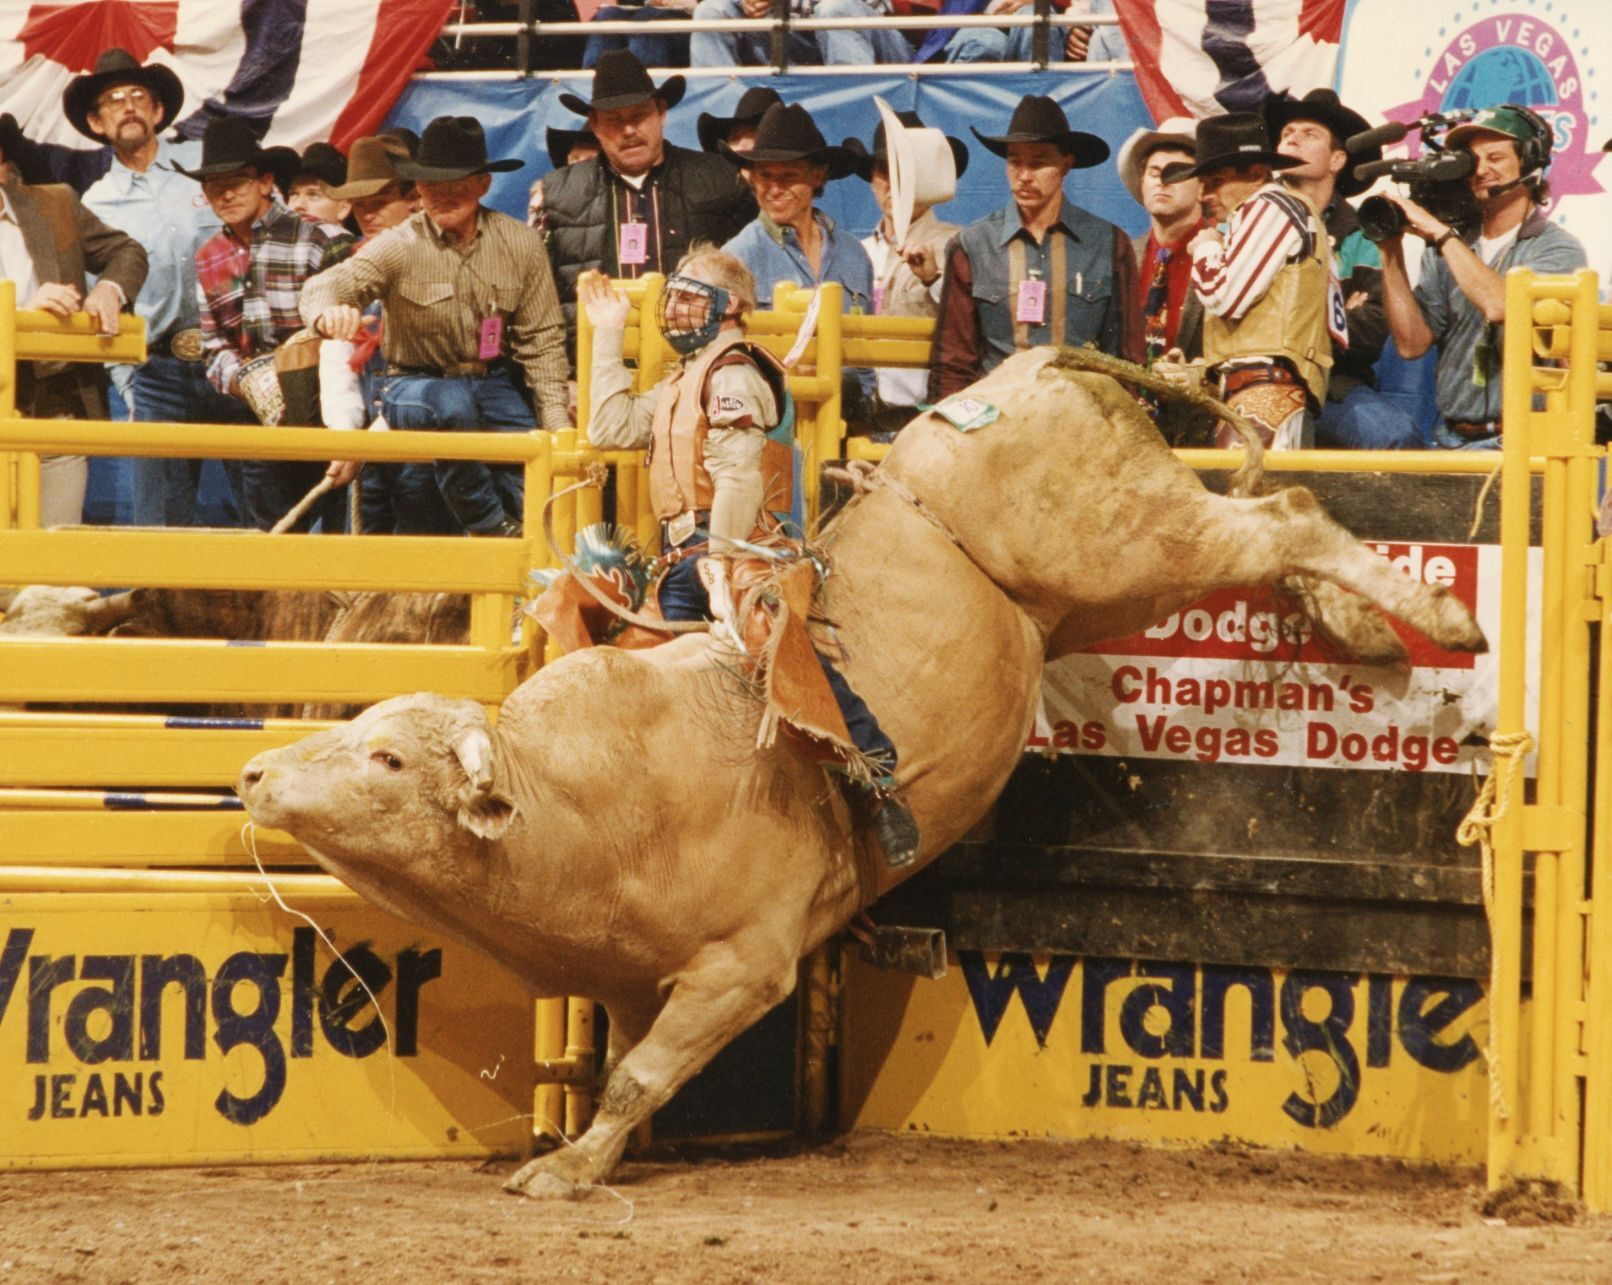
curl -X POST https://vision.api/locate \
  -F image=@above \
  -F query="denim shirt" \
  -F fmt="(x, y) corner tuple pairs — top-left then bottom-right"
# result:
(954, 196), (1130, 376)
(83, 138), (218, 388)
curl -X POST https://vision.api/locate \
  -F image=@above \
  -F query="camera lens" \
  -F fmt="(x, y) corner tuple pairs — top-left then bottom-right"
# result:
(1357, 195), (1404, 244)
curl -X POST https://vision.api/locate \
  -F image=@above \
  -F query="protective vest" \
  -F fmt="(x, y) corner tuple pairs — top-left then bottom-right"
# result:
(648, 329), (795, 529)
(1203, 191), (1334, 404)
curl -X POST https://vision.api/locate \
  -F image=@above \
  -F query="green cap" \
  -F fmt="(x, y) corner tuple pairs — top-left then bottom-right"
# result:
(1446, 105), (1545, 151)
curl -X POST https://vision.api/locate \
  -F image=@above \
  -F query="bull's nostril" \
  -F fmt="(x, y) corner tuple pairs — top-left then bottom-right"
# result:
(241, 768), (263, 788)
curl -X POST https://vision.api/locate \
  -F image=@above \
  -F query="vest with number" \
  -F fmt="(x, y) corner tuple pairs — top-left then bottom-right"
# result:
(1203, 190), (1333, 403)
(648, 329), (794, 529)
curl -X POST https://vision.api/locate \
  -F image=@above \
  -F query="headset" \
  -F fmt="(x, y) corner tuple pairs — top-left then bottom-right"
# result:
(1504, 103), (1556, 178)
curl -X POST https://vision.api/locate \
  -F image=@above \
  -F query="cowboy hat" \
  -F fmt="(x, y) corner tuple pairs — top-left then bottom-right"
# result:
(1162, 112), (1300, 182)
(845, 100), (965, 246)
(559, 50), (685, 116)
(1264, 88), (1377, 197)
(326, 134), (412, 200)
(971, 95), (1109, 168)
(697, 86), (783, 155)
(1115, 116), (1197, 203)
(843, 107), (969, 183)
(718, 103), (854, 179)
(170, 117), (299, 192)
(63, 48), (184, 143)
(546, 126), (599, 170)
(392, 116), (523, 182)
(291, 141), (348, 190)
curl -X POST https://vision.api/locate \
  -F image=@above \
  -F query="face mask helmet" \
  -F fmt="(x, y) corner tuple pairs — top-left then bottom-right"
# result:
(657, 273), (732, 355)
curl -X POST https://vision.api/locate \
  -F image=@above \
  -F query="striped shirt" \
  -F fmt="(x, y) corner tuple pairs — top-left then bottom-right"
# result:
(300, 207), (570, 430)
(196, 199), (353, 397)
(1190, 184), (1317, 322)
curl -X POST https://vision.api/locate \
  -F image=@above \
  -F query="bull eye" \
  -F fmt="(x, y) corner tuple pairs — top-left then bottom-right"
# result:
(371, 750), (404, 772)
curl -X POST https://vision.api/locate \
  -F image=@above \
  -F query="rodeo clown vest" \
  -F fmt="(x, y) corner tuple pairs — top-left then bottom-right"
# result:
(647, 328), (796, 531)
(1203, 187), (1339, 406)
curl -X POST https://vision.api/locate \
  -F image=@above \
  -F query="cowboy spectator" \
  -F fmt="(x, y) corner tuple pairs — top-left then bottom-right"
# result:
(843, 110), (967, 432)
(1166, 113), (1337, 451)
(1116, 116), (1211, 444)
(691, 0), (908, 68)
(542, 52), (755, 334)
(720, 103), (875, 404)
(930, 95), (1138, 400)
(302, 116), (569, 537)
(1380, 104), (1586, 450)
(287, 142), (353, 228)
(185, 118), (353, 530)
(583, 0), (693, 71)
(698, 87), (782, 160)
(530, 128), (600, 232)
(69, 49), (248, 528)
(1267, 89), (1423, 450)
(0, 122), (146, 526)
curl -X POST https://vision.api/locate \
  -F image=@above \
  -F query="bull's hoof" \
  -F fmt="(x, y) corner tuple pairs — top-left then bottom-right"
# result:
(502, 1152), (599, 1201)
(519, 1170), (594, 1201)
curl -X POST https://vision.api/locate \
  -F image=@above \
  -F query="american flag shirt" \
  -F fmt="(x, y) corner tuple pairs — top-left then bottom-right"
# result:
(195, 199), (354, 396)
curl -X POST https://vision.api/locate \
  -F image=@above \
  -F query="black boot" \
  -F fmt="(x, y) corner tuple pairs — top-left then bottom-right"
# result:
(869, 788), (921, 870)
(475, 517), (523, 538)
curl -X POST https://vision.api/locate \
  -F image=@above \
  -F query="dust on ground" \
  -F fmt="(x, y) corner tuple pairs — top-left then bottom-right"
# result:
(2, 1133), (1610, 1282)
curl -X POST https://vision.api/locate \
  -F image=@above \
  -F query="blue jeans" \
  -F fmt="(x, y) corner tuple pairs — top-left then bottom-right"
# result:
(584, 7), (690, 67)
(1432, 423), (1502, 451)
(124, 356), (250, 526)
(381, 369), (534, 534)
(656, 546), (897, 766)
(239, 458), (349, 533)
(945, 24), (1069, 62)
(690, 0), (906, 66)
(1316, 384), (1426, 450)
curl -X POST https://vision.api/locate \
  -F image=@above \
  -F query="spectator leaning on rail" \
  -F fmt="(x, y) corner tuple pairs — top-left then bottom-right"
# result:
(1164, 112), (1338, 452)
(541, 51), (756, 334)
(1379, 104), (1586, 451)
(923, 0), (1129, 66)
(1115, 115), (1211, 445)
(929, 95), (1139, 401)
(68, 48), (249, 529)
(582, 0), (693, 71)
(691, 0), (908, 69)
(183, 118), (356, 532)
(1266, 89), (1423, 451)
(580, 248), (921, 868)
(842, 110), (968, 434)
(0, 115), (146, 527)
(302, 116), (570, 538)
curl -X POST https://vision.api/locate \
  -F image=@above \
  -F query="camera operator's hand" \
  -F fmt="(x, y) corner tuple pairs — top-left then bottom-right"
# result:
(1383, 193), (1448, 244)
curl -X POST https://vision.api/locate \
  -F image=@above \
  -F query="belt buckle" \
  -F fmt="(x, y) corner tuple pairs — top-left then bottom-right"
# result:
(666, 511), (697, 547)
(168, 328), (204, 362)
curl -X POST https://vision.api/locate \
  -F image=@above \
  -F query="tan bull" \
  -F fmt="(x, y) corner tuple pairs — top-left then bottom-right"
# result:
(237, 352), (1485, 1199)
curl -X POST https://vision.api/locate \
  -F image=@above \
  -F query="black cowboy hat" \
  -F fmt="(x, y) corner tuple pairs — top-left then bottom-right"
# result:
(292, 141), (348, 189)
(697, 86), (783, 155)
(971, 95), (1109, 168)
(1162, 112), (1301, 182)
(63, 48), (184, 143)
(392, 116), (523, 182)
(718, 103), (855, 179)
(171, 117), (299, 192)
(1264, 88), (1377, 197)
(546, 126), (599, 170)
(559, 50), (685, 117)
(843, 110), (970, 182)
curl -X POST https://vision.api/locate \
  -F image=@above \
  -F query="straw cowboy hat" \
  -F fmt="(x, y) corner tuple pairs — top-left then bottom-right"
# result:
(718, 103), (855, 179)
(560, 50), (685, 116)
(843, 106), (970, 182)
(844, 100), (968, 245)
(393, 116), (523, 182)
(63, 48), (184, 143)
(971, 95), (1109, 168)
(1116, 116), (1198, 203)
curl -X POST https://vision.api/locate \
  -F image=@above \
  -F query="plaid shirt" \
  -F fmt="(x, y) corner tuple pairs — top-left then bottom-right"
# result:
(196, 199), (354, 396)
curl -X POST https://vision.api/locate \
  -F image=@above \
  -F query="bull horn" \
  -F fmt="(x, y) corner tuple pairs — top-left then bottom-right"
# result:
(452, 728), (496, 794)
(82, 590), (138, 632)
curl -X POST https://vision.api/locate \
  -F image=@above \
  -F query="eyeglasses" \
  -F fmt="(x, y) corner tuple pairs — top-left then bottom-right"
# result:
(202, 173), (261, 198)
(96, 87), (153, 112)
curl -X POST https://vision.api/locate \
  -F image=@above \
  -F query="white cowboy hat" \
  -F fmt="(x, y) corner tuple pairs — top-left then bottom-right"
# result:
(1116, 116), (1199, 203)
(873, 96), (961, 247)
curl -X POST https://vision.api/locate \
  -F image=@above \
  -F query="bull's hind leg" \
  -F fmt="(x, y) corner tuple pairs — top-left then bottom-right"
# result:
(1214, 487), (1487, 656)
(506, 941), (798, 1200)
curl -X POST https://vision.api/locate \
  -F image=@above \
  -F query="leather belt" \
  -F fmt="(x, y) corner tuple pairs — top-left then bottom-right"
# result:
(1445, 419), (1500, 439)
(1216, 360), (1304, 398)
(390, 359), (504, 378)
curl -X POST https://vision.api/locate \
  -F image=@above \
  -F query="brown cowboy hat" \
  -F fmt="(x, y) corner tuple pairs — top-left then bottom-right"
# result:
(63, 48), (185, 143)
(326, 134), (412, 199)
(971, 95), (1109, 168)
(560, 50), (685, 116)
(392, 116), (523, 182)
(718, 103), (855, 180)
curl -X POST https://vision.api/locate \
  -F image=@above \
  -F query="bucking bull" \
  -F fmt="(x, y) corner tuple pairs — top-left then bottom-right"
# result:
(236, 351), (1486, 1199)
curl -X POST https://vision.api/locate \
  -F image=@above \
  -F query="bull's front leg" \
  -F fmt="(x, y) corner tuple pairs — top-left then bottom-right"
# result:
(506, 941), (798, 1200)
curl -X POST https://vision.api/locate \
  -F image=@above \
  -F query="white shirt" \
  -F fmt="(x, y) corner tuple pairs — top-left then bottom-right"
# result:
(0, 189), (39, 306)
(1477, 226), (1521, 268)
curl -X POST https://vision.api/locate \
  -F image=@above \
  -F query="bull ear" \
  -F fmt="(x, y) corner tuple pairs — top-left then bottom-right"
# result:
(452, 727), (518, 841)
(83, 590), (137, 633)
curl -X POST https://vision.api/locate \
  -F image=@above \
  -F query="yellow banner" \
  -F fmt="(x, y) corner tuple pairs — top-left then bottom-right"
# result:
(0, 892), (535, 1168)
(842, 951), (1487, 1163)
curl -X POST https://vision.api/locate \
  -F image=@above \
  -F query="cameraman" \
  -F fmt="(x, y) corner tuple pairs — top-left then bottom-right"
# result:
(1380, 105), (1586, 450)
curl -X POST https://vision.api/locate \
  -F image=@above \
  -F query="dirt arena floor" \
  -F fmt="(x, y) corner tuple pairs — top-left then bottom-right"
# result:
(2, 1133), (1610, 1282)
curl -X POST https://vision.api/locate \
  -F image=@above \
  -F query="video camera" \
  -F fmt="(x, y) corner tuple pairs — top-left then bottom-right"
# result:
(1344, 109), (1482, 244)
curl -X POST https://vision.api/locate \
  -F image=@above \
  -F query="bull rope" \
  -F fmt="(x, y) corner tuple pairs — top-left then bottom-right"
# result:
(540, 462), (709, 635)
(1455, 729), (1535, 1125)
(269, 476), (338, 535)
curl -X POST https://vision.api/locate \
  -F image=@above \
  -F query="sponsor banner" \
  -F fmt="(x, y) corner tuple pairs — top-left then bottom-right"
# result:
(0, 892), (534, 1168)
(841, 951), (1486, 1163)
(1337, 0), (1612, 289)
(1034, 542), (1538, 775)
